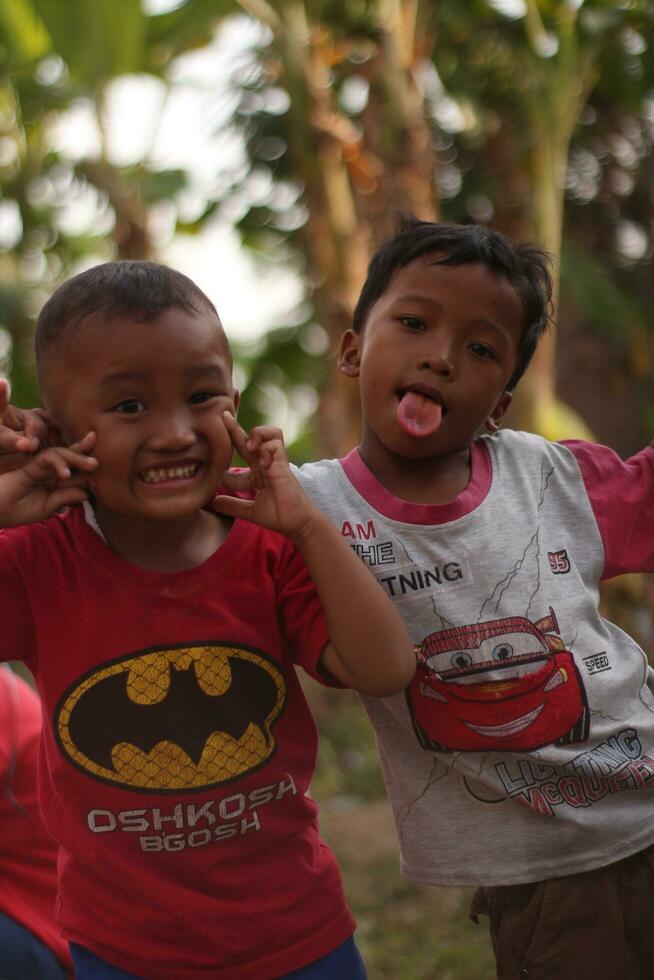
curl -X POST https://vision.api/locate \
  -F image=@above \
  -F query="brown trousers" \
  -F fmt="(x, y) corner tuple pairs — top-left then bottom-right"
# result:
(470, 844), (654, 980)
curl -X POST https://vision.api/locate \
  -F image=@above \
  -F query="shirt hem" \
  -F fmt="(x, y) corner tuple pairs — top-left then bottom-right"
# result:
(61, 913), (356, 980)
(399, 829), (654, 888)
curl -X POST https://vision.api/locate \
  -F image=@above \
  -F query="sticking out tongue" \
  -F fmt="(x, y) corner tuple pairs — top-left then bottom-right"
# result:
(396, 391), (443, 438)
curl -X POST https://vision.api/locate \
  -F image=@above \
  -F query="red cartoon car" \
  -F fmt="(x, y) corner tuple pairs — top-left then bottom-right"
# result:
(407, 609), (589, 753)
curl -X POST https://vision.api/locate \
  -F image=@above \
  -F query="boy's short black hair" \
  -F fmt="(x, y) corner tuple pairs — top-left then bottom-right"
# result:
(35, 260), (222, 371)
(353, 218), (553, 390)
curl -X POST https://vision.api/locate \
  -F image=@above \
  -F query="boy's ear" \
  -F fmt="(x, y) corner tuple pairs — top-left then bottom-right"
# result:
(339, 330), (362, 377)
(485, 390), (512, 433)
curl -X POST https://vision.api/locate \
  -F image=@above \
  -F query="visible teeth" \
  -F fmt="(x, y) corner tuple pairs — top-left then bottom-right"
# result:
(141, 464), (198, 484)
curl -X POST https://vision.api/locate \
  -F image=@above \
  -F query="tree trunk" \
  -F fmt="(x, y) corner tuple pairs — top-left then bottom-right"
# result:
(277, 0), (440, 457)
(506, 7), (598, 438)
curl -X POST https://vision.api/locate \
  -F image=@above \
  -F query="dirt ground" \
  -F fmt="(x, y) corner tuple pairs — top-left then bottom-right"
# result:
(318, 796), (496, 980)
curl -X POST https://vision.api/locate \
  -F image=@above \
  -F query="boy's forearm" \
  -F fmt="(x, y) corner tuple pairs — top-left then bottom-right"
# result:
(290, 510), (415, 696)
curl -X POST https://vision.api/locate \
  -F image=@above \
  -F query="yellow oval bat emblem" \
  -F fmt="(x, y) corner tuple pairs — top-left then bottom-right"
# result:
(56, 643), (285, 792)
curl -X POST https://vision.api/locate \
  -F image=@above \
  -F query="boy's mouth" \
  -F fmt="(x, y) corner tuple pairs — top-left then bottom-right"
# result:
(139, 461), (204, 485)
(396, 385), (447, 438)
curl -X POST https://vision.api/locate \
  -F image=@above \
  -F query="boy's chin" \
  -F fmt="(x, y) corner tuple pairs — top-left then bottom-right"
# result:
(386, 433), (451, 457)
(96, 497), (208, 525)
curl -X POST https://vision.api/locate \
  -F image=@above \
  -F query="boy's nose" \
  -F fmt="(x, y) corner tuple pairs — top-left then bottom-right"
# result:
(420, 346), (455, 378)
(147, 411), (197, 452)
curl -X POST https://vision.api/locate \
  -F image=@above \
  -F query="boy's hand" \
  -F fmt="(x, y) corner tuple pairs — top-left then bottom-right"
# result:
(0, 432), (98, 527)
(0, 379), (55, 473)
(217, 415), (416, 697)
(213, 413), (316, 539)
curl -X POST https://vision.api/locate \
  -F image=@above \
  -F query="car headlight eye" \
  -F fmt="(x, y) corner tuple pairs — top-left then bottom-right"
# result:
(492, 643), (514, 661)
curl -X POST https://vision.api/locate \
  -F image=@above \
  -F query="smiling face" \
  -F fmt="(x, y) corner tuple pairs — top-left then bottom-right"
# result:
(42, 307), (239, 529)
(340, 256), (524, 482)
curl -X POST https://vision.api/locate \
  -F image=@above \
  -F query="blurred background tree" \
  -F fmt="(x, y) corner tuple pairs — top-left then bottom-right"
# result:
(433, 0), (654, 438)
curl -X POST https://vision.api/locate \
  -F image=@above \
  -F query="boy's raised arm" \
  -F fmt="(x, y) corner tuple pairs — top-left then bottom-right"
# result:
(284, 506), (416, 695)
(215, 414), (415, 696)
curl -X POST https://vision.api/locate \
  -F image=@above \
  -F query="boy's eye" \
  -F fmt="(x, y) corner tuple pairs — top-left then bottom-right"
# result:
(400, 316), (425, 331)
(469, 343), (495, 359)
(114, 399), (145, 414)
(189, 391), (218, 405)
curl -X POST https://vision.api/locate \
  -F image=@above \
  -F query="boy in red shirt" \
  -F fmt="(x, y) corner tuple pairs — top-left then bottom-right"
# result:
(0, 261), (414, 979)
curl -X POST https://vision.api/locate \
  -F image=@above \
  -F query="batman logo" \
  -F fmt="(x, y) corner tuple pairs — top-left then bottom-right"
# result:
(56, 643), (286, 792)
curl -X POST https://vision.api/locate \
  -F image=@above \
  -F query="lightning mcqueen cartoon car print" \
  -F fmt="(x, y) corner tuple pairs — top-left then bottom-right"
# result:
(407, 609), (590, 752)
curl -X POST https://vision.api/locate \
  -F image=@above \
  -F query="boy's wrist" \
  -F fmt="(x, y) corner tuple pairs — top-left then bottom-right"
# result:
(286, 506), (332, 552)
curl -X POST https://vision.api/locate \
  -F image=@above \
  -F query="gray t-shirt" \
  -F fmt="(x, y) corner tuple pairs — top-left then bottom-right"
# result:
(295, 430), (654, 886)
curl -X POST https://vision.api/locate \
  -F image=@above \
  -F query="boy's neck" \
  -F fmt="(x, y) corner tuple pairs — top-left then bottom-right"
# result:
(91, 505), (232, 573)
(357, 439), (473, 506)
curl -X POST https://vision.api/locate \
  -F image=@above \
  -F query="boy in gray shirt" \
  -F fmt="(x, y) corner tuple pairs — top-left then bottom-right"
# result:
(285, 220), (654, 980)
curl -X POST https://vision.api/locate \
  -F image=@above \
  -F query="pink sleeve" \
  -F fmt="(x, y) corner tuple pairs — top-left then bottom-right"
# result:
(563, 440), (654, 579)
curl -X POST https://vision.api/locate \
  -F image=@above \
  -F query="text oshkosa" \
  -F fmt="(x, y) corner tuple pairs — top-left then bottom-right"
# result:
(86, 775), (297, 852)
